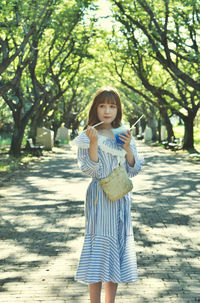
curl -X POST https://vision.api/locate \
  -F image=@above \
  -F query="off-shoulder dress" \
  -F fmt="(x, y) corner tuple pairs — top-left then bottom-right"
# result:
(72, 132), (143, 284)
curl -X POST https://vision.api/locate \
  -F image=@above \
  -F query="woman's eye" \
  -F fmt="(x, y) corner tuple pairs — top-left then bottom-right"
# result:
(98, 104), (116, 109)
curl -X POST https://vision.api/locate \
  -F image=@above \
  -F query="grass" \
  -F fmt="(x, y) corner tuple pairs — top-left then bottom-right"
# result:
(0, 135), (32, 179)
(173, 125), (200, 152)
(0, 135), (72, 179)
(0, 136), (27, 148)
(0, 124), (199, 179)
(59, 139), (70, 144)
(0, 137), (11, 147)
(0, 149), (38, 179)
(144, 124), (200, 163)
(0, 141), (71, 181)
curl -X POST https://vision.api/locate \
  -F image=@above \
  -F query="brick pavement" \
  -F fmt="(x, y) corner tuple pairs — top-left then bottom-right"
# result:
(0, 142), (199, 303)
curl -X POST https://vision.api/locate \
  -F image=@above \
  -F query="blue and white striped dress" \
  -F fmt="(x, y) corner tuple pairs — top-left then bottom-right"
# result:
(72, 131), (143, 284)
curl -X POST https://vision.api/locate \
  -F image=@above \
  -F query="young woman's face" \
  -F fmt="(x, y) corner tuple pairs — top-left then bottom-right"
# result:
(97, 102), (118, 126)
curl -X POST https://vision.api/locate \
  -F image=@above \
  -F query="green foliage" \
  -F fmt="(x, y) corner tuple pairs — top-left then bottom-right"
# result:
(0, 148), (42, 176)
(109, 0), (200, 147)
(1, 0), (199, 154)
(174, 125), (200, 150)
(0, 0), (97, 155)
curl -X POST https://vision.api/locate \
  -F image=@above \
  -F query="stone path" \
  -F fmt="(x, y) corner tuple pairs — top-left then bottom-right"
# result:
(0, 142), (199, 303)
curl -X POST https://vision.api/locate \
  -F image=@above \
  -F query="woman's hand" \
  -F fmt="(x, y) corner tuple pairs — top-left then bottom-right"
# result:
(86, 126), (98, 163)
(119, 130), (132, 152)
(119, 130), (135, 166)
(86, 126), (98, 144)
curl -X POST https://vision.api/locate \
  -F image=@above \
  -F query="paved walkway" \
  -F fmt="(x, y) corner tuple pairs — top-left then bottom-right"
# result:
(0, 142), (199, 303)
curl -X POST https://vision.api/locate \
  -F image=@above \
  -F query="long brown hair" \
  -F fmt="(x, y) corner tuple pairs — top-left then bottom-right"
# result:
(84, 87), (122, 129)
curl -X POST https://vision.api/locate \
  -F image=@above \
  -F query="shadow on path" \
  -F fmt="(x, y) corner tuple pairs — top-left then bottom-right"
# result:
(0, 144), (199, 302)
(0, 148), (86, 296)
(130, 147), (200, 302)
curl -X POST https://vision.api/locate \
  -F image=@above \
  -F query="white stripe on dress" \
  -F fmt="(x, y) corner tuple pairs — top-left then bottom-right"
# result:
(73, 132), (143, 284)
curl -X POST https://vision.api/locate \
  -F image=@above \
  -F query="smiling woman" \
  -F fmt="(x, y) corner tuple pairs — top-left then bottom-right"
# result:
(72, 86), (144, 303)
(97, 103), (117, 126)
(84, 87), (122, 129)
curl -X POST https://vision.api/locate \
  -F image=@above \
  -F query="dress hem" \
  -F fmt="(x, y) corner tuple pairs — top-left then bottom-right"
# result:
(74, 277), (138, 285)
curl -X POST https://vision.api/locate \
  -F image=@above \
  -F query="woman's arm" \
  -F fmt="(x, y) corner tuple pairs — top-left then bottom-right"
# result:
(119, 130), (143, 176)
(119, 130), (135, 167)
(73, 130), (103, 179)
(89, 141), (98, 163)
(86, 126), (99, 163)
(125, 147), (135, 167)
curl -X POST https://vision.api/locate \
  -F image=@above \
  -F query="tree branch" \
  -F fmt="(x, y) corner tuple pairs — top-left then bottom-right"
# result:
(113, 0), (200, 91)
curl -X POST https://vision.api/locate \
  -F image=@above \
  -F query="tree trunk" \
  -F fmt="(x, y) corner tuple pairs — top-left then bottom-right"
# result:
(29, 122), (37, 143)
(149, 114), (158, 141)
(158, 118), (161, 142)
(72, 120), (80, 135)
(29, 114), (43, 144)
(9, 122), (27, 156)
(160, 110), (174, 141)
(52, 124), (61, 143)
(183, 116), (194, 150)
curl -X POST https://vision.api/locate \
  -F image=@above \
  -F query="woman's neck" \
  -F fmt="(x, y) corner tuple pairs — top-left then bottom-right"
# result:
(97, 124), (115, 139)
(98, 123), (112, 130)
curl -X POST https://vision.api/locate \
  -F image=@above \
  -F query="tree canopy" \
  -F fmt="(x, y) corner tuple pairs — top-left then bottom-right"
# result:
(0, 0), (200, 155)
(0, 0), (95, 155)
(109, 0), (200, 148)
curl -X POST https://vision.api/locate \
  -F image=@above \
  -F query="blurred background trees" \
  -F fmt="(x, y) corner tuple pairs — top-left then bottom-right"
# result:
(0, 0), (95, 155)
(0, 0), (199, 156)
(109, 0), (200, 149)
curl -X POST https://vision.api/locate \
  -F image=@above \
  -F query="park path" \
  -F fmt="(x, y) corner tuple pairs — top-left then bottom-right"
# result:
(0, 141), (199, 303)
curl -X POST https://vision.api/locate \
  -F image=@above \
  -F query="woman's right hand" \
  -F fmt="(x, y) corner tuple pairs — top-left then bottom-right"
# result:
(86, 126), (98, 144)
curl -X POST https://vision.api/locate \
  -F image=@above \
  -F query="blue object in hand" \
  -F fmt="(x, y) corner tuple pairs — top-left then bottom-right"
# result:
(113, 126), (128, 144)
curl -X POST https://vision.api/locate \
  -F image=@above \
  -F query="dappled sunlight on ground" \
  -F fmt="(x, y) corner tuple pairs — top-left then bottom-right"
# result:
(0, 143), (199, 302)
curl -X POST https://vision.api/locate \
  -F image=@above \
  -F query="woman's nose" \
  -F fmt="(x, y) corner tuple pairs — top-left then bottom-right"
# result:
(105, 106), (110, 113)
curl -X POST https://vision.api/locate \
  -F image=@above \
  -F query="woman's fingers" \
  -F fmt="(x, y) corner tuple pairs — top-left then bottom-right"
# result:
(119, 131), (131, 147)
(119, 132), (131, 140)
(86, 126), (98, 140)
(119, 134), (128, 139)
(88, 128), (97, 136)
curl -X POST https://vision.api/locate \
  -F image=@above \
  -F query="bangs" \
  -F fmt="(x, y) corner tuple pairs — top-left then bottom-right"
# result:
(95, 91), (117, 106)
(84, 86), (122, 129)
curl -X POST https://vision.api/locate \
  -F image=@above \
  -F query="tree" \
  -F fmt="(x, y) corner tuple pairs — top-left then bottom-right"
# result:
(110, 0), (200, 149)
(28, 9), (94, 141)
(0, 0), (58, 154)
(119, 86), (158, 140)
(0, 0), (94, 155)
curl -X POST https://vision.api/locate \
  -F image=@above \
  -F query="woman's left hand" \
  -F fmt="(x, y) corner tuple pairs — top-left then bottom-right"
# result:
(119, 130), (132, 151)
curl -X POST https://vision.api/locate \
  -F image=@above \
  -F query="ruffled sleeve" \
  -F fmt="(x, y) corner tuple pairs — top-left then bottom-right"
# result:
(125, 137), (144, 177)
(71, 132), (103, 179)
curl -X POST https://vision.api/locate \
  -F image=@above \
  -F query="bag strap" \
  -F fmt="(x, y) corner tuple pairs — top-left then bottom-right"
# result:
(94, 155), (125, 205)
(94, 182), (100, 205)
